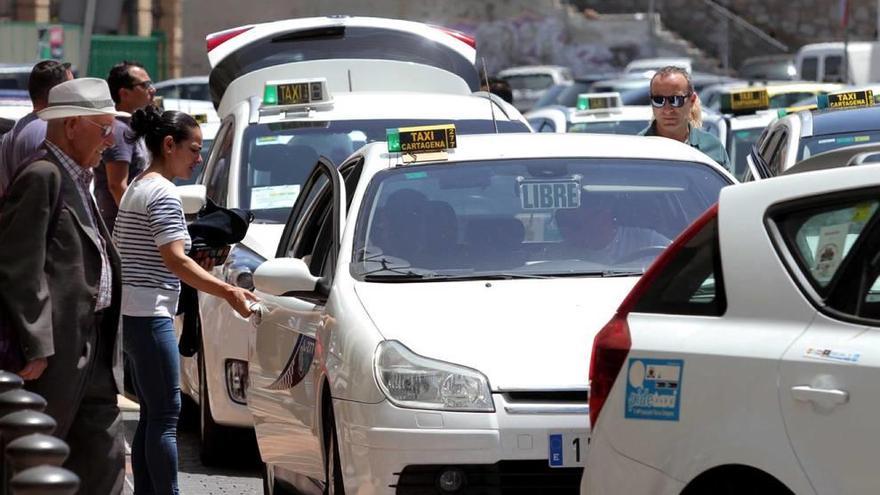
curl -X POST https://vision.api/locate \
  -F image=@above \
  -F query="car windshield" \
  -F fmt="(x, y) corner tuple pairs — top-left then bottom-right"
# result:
(503, 74), (555, 91)
(769, 92), (821, 109)
(352, 158), (729, 281)
(239, 119), (529, 223)
(728, 127), (764, 180)
(568, 120), (648, 135)
(799, 131), (880, 161)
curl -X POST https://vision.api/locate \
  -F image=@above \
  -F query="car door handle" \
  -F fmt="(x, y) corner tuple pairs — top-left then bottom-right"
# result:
(791, 385), (849, 406)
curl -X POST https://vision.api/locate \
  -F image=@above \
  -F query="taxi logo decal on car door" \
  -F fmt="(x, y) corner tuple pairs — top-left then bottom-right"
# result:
(267, 334), (317, 390)
(624, 358), (683, 421)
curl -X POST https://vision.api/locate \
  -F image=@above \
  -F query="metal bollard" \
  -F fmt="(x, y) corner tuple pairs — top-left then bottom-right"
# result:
(0, 391), (46, 419)
(0, 412), (56, 445)
(0, 374), (22, 396)
(0, 411), (56, 495)
(5, 434), (68, 473)
(9, 465), (79, 495)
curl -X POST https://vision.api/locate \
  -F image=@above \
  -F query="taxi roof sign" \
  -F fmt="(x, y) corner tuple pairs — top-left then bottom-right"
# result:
(261, 78), (331, 109)
(576, 92), (622, 111)
(387, 124), (457, 154)
(720, 88), (770, 115)
(817, 89), (875, 110)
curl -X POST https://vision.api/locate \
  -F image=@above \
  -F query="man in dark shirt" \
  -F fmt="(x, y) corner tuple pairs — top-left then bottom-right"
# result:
(639, 66), (730, 168)
(0, 60), (73, 196)
(94, 60), (155, 232)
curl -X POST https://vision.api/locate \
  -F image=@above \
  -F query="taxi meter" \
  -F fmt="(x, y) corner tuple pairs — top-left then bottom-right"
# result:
(818, 89), (875, 110)
(719, 88), (770, 115)
(576, 92), (622, 111)
(261, 78), (332, 113)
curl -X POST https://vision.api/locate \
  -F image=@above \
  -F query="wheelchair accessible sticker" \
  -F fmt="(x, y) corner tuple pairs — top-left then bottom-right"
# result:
(625, 358), (683, 421)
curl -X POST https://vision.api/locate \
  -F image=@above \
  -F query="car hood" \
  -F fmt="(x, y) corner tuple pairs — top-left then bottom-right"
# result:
(353, 277), (639, 391)
(240, 223), (284, 261)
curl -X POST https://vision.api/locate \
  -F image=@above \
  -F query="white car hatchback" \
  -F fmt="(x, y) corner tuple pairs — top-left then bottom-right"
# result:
(247, 130), (734, 494)
(583, 164), (880, 494)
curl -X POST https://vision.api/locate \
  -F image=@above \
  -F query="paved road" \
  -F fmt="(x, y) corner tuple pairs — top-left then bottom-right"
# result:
(122, 410), (263, 494)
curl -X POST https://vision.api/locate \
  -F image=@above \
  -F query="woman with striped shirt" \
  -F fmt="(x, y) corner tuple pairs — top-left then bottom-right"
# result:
(114, 106), (258, 495)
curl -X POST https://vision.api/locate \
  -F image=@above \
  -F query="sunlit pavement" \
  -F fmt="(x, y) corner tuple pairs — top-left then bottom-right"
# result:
(121, 397), (262, 494)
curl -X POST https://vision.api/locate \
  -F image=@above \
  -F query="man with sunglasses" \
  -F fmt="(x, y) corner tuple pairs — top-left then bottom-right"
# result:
(95, 60), (156, 232)
(640, 66), (730, 168)
(0, 77), (127, 494)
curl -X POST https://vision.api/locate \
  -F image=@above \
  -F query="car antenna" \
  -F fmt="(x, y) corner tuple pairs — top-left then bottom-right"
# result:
(482, 57), (499, 134)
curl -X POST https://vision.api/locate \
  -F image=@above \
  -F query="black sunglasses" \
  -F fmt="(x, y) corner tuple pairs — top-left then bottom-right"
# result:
(650, 93), (692, 108)
(130, 79), (154, 90)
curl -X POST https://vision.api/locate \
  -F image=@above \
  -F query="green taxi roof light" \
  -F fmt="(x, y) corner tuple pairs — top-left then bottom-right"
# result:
(777, 109), (788, 118)
(576, 95), (589, 110)
(263, 84), (278, 106)
(386, 129), (401, 152)
(817, 94), (829, 109)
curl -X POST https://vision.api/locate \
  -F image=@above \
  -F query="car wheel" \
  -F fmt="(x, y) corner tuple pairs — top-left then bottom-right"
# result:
(263, 462), (295, 495)
(323, 399), (345, 495)
(198, 346), (235, 466)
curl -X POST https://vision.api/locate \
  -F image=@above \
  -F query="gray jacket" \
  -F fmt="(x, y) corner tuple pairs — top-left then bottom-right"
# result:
(0, 144), (122, 393)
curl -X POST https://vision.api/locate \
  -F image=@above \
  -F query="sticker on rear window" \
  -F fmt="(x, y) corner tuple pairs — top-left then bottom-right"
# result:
(251, 185), (301, 210)
(812, 223), (848, 283)
(625, 358), (683, 421)
(520, 180), (581, 210)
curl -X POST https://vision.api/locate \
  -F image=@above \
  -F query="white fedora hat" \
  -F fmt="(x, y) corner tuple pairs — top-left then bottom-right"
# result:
(37, 78), (130, 121)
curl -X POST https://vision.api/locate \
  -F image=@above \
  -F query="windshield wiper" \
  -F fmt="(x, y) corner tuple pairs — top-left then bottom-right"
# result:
(362, 272), (429, 281)
(600, 270), (646, 277)
(419, 273), (553, 281)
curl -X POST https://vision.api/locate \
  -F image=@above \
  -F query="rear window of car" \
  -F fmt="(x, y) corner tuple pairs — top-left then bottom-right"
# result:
(502, 74), (555, 91)
(352, 158), (729, 282)
(568, 120), (648, 136)
(633, 214), (726, 316)
(798, 131), (880, 161)
(209, 26), (480, 104)
(239, 118), (529, 223)
(775, 198), (879, 294)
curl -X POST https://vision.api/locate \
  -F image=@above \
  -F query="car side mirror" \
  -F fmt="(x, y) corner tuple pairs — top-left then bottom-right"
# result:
(253, 257), (320, 296)
(177, 184), (207, 215)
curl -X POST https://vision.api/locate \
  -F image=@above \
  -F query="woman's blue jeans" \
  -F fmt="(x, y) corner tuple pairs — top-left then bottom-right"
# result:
(123, 316), (181, 495)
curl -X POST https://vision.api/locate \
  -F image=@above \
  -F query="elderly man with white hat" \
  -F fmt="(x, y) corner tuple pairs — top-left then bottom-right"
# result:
(0, 78), (127, 494)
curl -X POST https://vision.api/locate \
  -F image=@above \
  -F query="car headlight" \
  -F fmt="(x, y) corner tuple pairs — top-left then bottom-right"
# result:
(374, 341), (494, 412)
(224, 244), (265, 290)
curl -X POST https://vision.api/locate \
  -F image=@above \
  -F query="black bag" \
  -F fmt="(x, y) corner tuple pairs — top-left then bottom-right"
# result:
(0, 150), (63, 372)
(178, 199), (253, 357)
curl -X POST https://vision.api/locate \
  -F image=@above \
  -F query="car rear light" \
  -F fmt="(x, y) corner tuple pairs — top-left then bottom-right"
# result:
(206, 26), (254, 52)
(432, 25), (476, 49)
(588, 203), (719, 427)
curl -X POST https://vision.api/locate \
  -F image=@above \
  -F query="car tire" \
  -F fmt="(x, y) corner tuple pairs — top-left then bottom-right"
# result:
(198, 346), (236, 466)
(263, 462), (296, 495)
(323, 399), (345, 495)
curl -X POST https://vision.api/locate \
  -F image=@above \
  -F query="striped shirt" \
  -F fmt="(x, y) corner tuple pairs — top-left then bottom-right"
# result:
(114, 175), (191, 318)
(45, 141), (113, 312)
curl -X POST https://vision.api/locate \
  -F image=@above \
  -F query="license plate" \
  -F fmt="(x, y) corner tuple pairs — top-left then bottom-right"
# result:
(548, 431), (587, 468)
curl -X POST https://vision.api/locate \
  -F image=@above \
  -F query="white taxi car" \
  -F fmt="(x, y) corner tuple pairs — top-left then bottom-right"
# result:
(701, 88), (779, 180)
(525, 92), (652, 135)
(247, 129), (734, 494)
(582, 162), (880, 495)
(746, 88), (879, 180)
(176, 72), (529, 464)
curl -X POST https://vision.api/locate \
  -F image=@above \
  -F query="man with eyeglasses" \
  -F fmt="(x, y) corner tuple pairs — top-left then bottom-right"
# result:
(94, 60), (155, 232)
(0, 77), (127, 494)
(640, 66), (730, 168)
